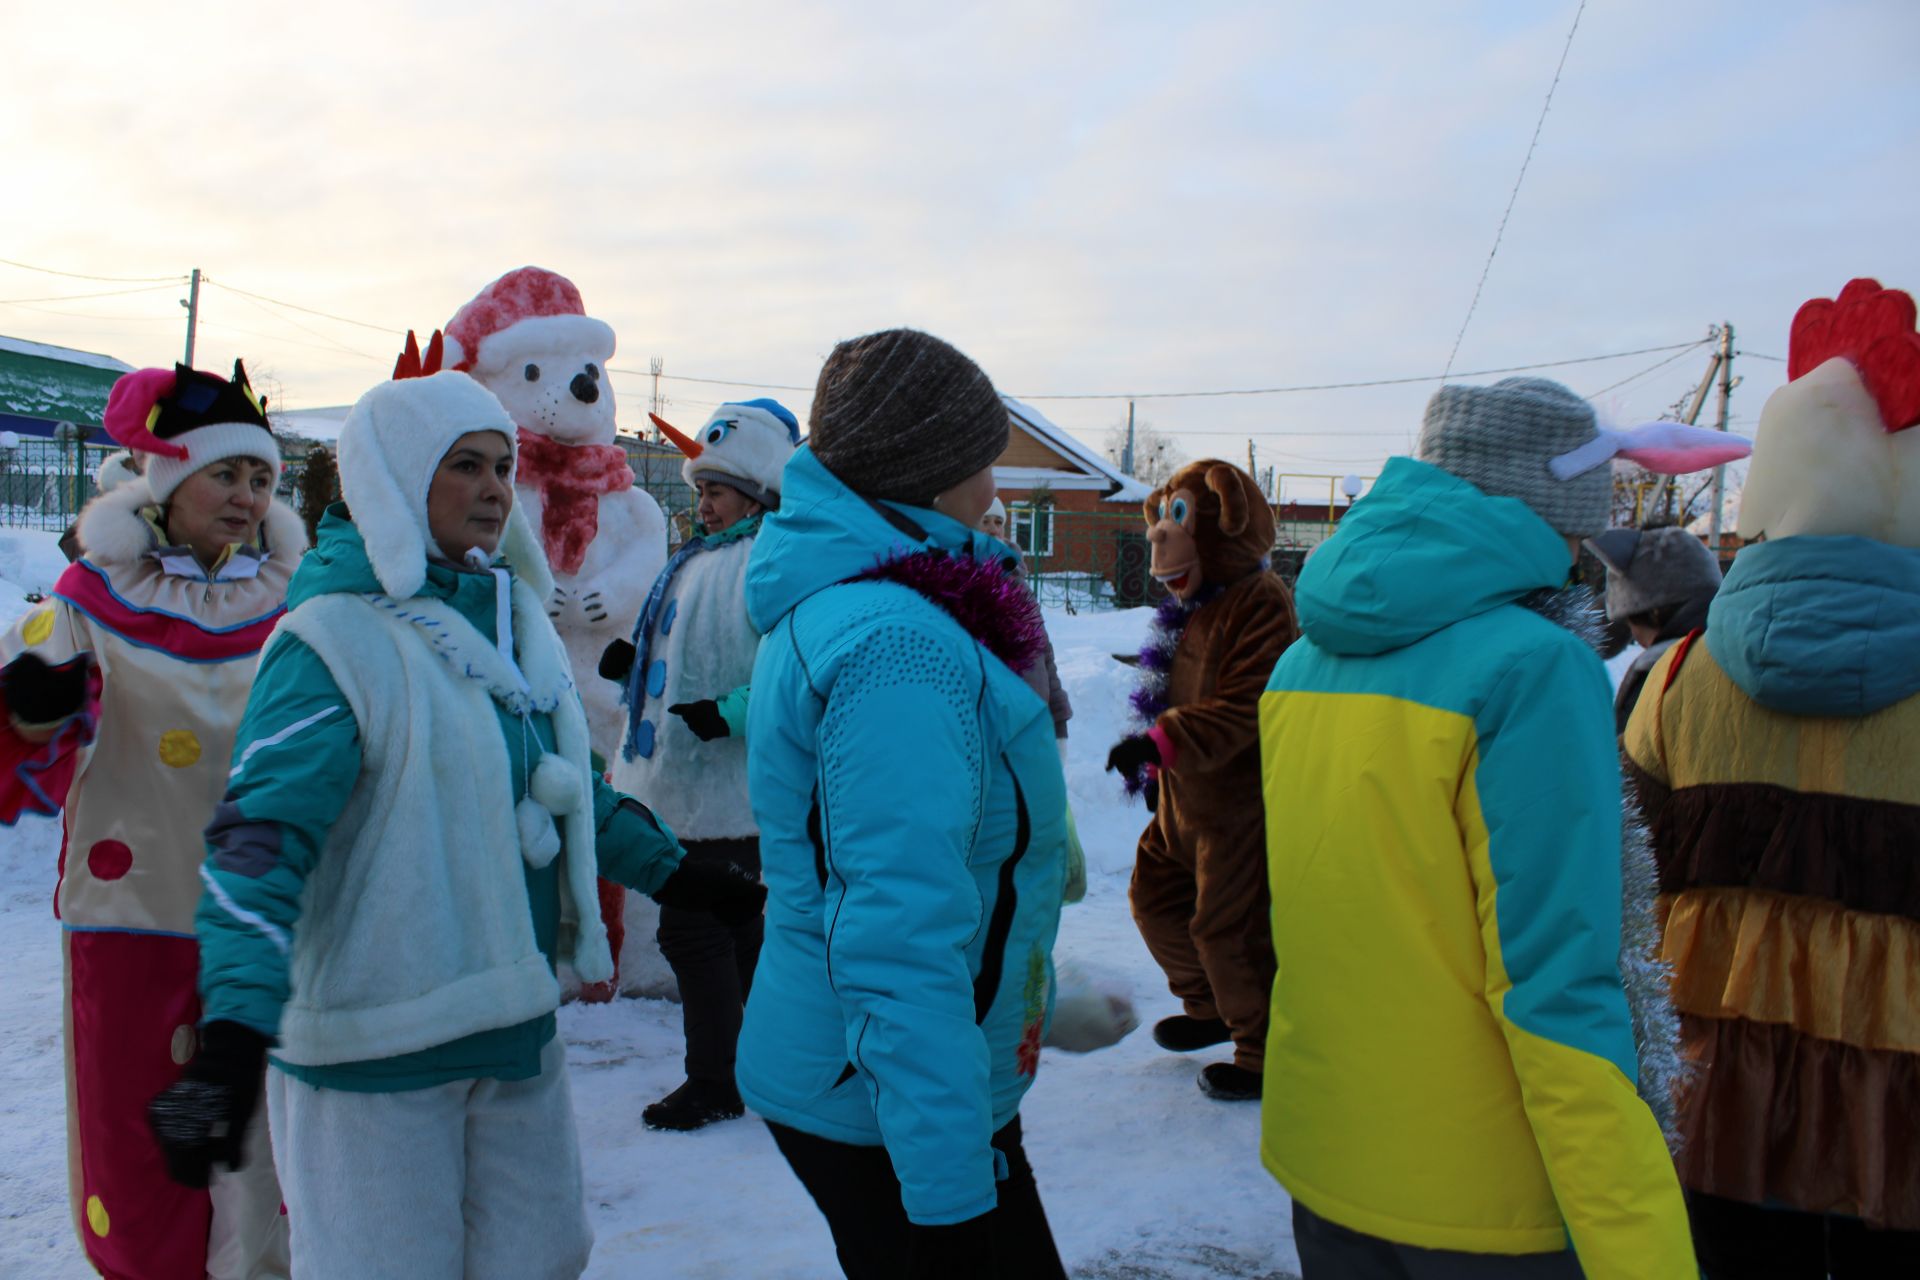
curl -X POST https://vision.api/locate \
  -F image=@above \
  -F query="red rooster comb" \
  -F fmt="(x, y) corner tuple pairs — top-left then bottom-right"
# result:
(1787, 278), (1920, 432)
(392, 329), (446, 380)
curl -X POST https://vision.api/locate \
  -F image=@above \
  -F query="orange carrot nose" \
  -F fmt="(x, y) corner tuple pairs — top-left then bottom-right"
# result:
(649, 412), (703, 459)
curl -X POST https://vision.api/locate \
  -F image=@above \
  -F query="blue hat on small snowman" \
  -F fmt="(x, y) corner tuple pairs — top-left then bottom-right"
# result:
(649, 398), (799, 510)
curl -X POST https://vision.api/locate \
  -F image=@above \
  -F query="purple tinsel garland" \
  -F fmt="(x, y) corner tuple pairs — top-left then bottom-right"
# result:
(1121, 584), (1223, 796)
(853, 549), (1047, 675)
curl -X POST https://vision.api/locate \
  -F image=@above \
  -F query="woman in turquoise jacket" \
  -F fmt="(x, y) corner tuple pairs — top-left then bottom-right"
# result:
(737, 329), (1070, 1280)
(147, 365), (762, 1278)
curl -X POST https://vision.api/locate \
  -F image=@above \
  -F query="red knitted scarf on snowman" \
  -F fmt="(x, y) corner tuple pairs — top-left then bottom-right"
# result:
(514, 429), (635, 576)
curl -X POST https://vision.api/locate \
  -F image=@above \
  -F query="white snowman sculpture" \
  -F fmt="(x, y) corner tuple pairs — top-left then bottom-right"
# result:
(443, 267), (667, 753)
(446, 267), (670, 999)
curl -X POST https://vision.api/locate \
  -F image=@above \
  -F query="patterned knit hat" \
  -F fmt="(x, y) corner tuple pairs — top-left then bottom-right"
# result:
(808, 329), (1009, 506)
(1417, 376), (1609, 536)
(100, 361), (280, 504)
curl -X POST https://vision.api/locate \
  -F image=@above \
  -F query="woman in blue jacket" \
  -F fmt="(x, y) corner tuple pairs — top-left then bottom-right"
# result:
(738, 329), (1070, 1279)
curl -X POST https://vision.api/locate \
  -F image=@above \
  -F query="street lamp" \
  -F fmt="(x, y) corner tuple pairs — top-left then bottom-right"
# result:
(1340, 474), (1364, 504)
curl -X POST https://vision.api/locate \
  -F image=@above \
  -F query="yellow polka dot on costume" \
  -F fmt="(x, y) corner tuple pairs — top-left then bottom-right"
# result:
(86, 1194), (109, 1237)
(157, 730), (202, 768)
(21, 607), (54, 647)
(170, 1024), (197, 1065)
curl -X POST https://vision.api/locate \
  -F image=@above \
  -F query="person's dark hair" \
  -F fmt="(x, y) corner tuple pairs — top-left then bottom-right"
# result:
(1627, 604), (1676, 633)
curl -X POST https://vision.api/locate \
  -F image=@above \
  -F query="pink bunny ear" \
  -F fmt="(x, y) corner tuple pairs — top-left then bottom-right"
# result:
(1550, 420), (1750, 480)
(1613, 420), (1752, 475)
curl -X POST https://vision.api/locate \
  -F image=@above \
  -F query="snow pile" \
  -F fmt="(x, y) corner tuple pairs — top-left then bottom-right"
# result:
(0, 581), (1301, 1279)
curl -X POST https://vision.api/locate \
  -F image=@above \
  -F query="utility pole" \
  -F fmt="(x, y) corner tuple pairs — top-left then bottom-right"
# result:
(649, 357), (664, 440)
(180, 268), (201, 366)
(1122, 399), (1136, 476)
(1708, 322), (1735, 553)
(1247, 439), (1256, 482)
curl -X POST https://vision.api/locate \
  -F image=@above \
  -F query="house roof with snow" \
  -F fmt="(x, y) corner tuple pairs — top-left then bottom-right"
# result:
(0, 335), (135, 437)
(997, 396), (1153, 503)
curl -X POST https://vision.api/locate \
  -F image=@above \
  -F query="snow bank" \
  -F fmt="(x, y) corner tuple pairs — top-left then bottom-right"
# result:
(0, 588), (1302, 1279)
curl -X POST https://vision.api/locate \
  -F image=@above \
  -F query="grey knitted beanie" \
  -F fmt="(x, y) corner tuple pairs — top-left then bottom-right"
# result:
(1417, 376), (1610, 536)
(808, 328), (1010, 506)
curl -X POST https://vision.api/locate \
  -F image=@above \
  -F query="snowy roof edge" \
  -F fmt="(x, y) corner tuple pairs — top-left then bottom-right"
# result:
(1000, 395), (1152, 502)
(0, 335), (135, 374)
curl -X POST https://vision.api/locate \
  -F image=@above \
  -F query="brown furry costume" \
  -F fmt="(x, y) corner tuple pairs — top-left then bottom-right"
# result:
(1126, 460), (1298, 1073)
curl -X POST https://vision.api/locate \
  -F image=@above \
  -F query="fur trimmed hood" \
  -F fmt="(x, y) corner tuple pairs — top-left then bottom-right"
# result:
(74, 473), (306, 571)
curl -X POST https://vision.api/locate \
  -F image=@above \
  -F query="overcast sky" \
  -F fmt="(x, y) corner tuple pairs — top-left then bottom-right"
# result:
(6, 0), (1916, 495)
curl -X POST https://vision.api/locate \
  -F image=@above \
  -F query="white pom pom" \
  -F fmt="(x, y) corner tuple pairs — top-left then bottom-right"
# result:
(529, 753), (584, 816)
(1042, 959), (1139, 1053)
(517, 795), (561, 868)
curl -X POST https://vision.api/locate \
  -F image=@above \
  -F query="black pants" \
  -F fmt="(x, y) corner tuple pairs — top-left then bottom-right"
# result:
(1293, 1200), (1584, 1279)
(1687, 1190), (1920, 1279)
(656, 837), (762, 1084)
(766, 1115), (1067, 1280)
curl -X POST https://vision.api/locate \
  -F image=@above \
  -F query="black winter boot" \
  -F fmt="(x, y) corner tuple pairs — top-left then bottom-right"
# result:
(1151, 1014), (1232, 1053)
(642, 1078), (745, 1132)
(1198, 1062), (1262, 1101)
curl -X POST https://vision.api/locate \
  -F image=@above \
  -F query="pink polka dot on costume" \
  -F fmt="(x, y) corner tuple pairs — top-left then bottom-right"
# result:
(87, 840), (132, 881)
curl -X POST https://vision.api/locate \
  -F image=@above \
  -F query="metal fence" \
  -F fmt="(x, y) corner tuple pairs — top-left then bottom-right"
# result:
(0, 439), (127, 532)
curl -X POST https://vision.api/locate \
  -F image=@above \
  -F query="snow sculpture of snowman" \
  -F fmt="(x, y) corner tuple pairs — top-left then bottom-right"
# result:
(445, 269), (671, 1000)
(444, 267), (667, 755)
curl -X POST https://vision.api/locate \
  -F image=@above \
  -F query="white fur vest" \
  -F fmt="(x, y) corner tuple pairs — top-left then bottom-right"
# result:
(268, 573), (610, 1067)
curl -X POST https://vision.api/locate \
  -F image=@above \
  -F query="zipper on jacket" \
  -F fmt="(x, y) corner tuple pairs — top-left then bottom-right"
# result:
(971, 755), (1031, 1025)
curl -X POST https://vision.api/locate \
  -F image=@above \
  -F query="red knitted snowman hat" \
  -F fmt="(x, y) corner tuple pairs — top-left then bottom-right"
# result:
(442, 267), (615, 377)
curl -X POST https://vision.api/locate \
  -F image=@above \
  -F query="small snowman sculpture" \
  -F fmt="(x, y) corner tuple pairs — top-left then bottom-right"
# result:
(444, 267), (667, 754)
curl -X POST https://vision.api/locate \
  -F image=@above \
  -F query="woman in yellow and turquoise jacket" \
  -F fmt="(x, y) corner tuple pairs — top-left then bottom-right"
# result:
(1258, 378), (1705, 1279)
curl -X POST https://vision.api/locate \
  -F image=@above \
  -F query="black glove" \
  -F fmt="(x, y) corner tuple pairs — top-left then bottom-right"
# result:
(653, 859), (766, 927)
(669, 699), (730, 741)
(908, 1214), (995, 1278)
(146, 1021), (270, 1189)
(598, 638), (636, 683)
(2, 650), (93, 726)
(1104, 734), (1161, 784)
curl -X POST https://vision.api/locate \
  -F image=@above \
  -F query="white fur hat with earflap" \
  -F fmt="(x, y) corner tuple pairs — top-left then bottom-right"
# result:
(647, 398), (799, 510)
(334, 369), (551, 600)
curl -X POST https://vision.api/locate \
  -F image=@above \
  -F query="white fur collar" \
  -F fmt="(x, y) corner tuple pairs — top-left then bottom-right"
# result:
(74, 475), (308, 570)
(366, 576), (573, 717)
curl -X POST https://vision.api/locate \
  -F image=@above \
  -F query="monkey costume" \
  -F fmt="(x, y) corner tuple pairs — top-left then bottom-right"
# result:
(1110, 460), (1298, 1097)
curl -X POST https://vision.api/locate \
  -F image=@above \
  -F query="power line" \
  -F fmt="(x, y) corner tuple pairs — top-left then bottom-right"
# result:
(209, 286), (384, 362)
(1738, 350), (1786, 362)
(1440, 0), (1588, 378)
(612, 366), (811, 393)
(0, 256), (188, 285)
(1584, 338), (1712, 399)
(200, 279), (397, 334)
(1009, 340), (1703, 401)
(0, 283), (184, 305)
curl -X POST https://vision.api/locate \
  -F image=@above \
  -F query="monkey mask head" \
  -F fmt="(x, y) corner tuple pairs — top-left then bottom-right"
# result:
(1143, 460), (1275, 601)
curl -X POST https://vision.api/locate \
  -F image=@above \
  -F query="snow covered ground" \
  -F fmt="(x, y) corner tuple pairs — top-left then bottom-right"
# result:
(0, 531), (1301, 1279)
